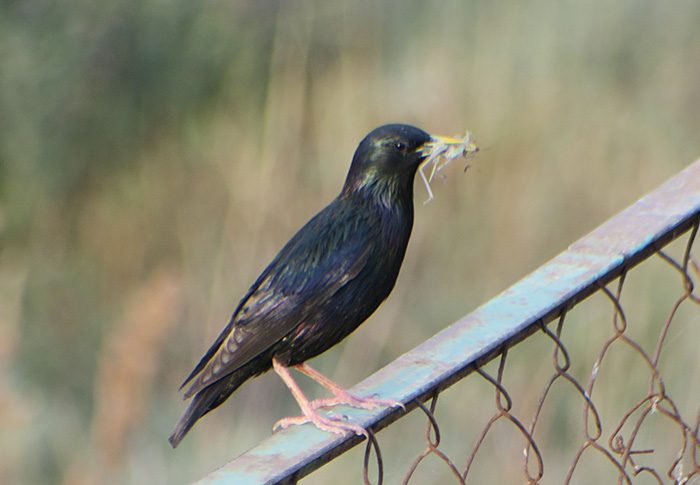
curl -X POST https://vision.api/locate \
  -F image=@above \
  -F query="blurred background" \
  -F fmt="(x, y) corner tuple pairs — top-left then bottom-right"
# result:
(2, 0), (700, 483)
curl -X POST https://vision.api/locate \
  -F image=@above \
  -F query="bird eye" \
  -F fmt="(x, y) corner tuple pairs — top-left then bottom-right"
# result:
(394, 141), (407, 152)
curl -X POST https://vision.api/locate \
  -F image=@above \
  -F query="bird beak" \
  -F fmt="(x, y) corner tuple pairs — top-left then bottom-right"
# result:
(420, 133), (478, 158)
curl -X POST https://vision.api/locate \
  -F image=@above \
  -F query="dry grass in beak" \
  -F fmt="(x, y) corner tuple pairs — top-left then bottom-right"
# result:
(419, 132), (479, 204)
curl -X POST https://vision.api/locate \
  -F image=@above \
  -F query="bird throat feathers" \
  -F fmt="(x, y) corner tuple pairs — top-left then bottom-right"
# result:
(342, 167), (414, 211)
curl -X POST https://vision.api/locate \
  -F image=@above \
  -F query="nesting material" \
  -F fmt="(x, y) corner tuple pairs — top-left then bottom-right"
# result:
(419, 132), (479, 204)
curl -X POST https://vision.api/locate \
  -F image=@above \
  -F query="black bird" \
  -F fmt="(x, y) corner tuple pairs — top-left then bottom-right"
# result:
(170, 124), (471, 447)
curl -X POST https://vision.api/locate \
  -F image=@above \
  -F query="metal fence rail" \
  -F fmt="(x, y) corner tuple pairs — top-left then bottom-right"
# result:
(197, 159), (700, 485)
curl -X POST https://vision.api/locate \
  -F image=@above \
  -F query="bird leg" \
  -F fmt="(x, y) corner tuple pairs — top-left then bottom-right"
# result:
(272, 358), (368, 437)
(294, 362), (404, 411)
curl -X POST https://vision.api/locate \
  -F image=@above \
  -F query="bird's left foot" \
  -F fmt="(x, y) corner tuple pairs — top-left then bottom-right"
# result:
(291, 363), (404, 411)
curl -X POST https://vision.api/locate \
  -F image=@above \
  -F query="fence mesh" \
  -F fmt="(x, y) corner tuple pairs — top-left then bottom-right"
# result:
(399, 226), (700, 484)
(198, 160), (700, 485)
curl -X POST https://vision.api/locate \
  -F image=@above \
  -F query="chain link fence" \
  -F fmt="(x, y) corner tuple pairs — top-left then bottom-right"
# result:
(197, 159), (700, 485)
(404, 241), (700, 484)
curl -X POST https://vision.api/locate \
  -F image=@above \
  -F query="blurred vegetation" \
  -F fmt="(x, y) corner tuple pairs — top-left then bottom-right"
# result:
(1, 0), (699, 483)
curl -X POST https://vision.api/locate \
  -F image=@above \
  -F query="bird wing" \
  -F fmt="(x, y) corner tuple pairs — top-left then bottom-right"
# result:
(181, 207), (375, 399)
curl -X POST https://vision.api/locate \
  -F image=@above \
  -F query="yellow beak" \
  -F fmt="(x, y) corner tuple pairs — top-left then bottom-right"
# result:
(421, 133), (478, 156)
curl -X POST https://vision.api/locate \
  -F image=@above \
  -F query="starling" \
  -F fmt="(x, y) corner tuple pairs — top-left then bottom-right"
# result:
(169, 124), (477, 447)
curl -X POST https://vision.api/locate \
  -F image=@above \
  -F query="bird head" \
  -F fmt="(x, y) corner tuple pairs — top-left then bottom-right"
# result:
(342, 124), (467, 207)
(344, 124), (429, 192)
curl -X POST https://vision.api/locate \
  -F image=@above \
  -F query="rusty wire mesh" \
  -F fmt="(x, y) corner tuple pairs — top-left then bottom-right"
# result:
(355, 222), (700, 485)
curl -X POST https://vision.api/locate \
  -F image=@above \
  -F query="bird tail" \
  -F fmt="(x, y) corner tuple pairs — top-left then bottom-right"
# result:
(169, 371), (249, 448)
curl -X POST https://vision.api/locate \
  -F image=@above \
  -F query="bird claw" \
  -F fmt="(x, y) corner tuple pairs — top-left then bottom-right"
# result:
(273, 413), (368, 438)
(309, 391), (404, 412)
(369, 393), (406, 410)
(271, 389), (404, 438)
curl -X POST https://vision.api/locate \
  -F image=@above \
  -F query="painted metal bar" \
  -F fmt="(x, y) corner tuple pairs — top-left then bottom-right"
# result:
(196, 159), (700, 485)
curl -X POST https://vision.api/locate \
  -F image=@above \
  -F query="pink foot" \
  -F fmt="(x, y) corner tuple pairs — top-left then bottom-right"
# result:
(273, 411), (368, 437)
(270, 359), (403, 438)
(309, 391), (404, 411)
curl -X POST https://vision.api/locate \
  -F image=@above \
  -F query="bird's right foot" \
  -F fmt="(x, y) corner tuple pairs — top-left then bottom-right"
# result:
(308, 390), (404, 412)
(273, 411), (368, 438)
